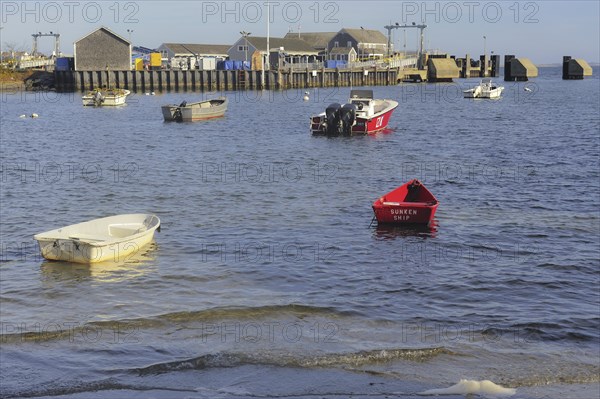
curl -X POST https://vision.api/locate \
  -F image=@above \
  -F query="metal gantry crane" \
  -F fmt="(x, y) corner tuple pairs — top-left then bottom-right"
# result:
(384, 22), (427, 69)
(32, 32), (60, 57)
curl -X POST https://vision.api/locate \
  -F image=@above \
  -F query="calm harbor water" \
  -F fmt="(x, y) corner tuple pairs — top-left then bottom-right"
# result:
(1, 67), (599, 398)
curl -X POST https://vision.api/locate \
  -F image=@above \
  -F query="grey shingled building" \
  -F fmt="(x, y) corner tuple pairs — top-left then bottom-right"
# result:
(74, 27), (131, 71)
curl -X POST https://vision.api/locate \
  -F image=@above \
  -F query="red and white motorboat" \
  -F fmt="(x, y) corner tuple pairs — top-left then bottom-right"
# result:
(372, 179), (439, 225)
(310, 90), (398, 135)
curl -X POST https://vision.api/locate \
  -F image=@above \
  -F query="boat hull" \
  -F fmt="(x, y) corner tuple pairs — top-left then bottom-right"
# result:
(162, 97), (228, 121)
(372, 180), (439, 225)
(310, 100), (398, 135)
(372, 201), (439, 224)
(463, 80), (504, 99)
(34, 214), (160, 264)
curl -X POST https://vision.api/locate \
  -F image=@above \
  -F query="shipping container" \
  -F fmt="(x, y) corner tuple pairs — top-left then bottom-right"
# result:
(150, 53), (162, 67)
(198, 58), (216, 70)
(217, 60), (234, 70)
(55, 57), (73, 71)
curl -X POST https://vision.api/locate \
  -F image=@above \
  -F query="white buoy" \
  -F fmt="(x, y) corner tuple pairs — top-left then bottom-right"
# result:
(524, 87), (532, 92)
(19, 114), (26, 118)
(30, 113), (39, 118)
(303, 91), (309, 101)
(151, 92), (155, 95)
(145, 92), (150, 96)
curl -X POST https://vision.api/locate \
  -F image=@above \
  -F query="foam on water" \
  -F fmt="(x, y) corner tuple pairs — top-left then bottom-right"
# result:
(419, 379), (516, 398)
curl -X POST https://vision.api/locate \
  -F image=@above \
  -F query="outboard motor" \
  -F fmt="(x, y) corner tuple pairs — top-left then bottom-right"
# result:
(173, 101), (187, 122)
(339, 103), (357, 135)
(324, 103), (342, 135)
(93, 91), (104, 106)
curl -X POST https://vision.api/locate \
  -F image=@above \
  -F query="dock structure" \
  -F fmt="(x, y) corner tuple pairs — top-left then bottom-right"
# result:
(455, 54), (500, 78)
(562, 56), (593, 79)
(54, 67), (399, 92)
(504, 55), (538, 81)
(426, 56), (460, 82)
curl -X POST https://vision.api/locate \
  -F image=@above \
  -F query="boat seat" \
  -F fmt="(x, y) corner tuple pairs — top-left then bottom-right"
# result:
(108, 224), (146, 238)
(68, 234), (109, 242)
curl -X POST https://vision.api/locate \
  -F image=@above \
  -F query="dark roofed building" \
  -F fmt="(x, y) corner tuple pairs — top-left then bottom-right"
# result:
(74, 27), (131, 71)
(328, 28), (388, 59)
(285, 31), (336, 52)
(229, 36), (319, 69)
(157, 43), (230, 59)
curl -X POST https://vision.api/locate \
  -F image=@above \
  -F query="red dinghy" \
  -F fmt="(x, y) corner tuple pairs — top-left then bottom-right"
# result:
(372, 180), (439, 225)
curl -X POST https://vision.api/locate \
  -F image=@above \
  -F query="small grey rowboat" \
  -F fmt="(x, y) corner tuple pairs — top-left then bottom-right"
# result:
(162, 97), (228, 122)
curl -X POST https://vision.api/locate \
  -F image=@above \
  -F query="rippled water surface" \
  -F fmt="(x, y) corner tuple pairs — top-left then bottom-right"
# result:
(1, 67), (599, 398)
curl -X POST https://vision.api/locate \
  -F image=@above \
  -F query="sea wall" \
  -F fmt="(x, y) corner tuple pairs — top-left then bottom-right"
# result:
(54, 68), (398, 92)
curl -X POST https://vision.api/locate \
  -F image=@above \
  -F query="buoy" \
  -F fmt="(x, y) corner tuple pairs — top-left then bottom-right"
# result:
(303, 91), (309, 101)
(524, 87), (532, 92)
(30, 113), (39, 118)
(151, 92), (155, 95)
(145, 92), (150, 96)
(19, 114), (26, 118)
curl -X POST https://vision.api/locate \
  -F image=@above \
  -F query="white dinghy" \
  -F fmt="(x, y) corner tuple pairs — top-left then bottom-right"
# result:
(34, 214), (160, 264)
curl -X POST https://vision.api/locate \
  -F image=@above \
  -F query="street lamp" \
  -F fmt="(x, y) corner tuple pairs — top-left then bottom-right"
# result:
(483, 35), (487, 76)
(240, 30), (251, 62)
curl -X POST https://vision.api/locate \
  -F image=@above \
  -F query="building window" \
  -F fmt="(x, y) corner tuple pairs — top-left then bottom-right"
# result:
(347, 41), (352, 48)
(238, 45), (248, 52)
(334, 41), (339, 48)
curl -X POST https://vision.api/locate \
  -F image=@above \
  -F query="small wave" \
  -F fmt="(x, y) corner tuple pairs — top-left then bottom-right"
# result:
(0, 304), (358, 343)
(509, 369), (600, 386)
(136, 347), (452, 375)
(482, 320), (600, 343)
(0, 378), (199, 399)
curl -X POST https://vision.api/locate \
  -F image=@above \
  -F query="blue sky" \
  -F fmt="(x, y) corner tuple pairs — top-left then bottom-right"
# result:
(1, 1), (598, 64)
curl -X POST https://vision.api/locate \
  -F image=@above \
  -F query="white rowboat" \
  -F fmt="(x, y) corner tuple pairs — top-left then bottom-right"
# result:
(82, 88), (131, 106)
(34, 214), (160, 264)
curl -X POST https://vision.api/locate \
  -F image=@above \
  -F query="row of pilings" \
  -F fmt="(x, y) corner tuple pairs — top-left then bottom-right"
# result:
(54, 68), (399, 93)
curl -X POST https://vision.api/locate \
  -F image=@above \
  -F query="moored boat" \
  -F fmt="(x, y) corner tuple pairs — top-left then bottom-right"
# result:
(310, 90), (398, 135)
(372, 179), (439, 225)
(82, 88), (130, 106)
(463, 78), (504, 99)
(162, 97), (228, 122)
(33, 214), (160, 264)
